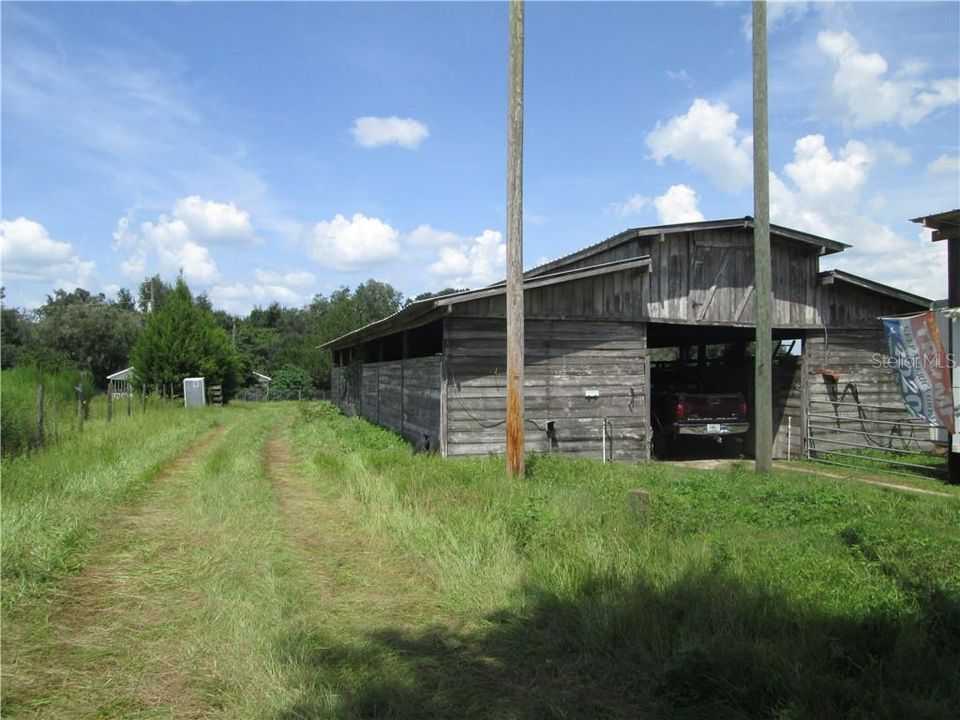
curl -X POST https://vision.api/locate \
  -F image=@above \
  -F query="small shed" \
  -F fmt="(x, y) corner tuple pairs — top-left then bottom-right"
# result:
(106, 367), (134, 399)
(183, 377), (206, 408)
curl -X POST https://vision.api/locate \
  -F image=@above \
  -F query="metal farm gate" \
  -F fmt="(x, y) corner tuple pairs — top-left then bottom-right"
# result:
(806, 394), (948, 479)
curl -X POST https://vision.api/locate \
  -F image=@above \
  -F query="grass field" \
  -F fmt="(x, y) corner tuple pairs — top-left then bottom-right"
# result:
(2, 401), (958, 718)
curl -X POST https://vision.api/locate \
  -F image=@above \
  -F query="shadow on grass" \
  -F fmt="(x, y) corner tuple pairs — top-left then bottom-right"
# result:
(274, 567), (959, 720)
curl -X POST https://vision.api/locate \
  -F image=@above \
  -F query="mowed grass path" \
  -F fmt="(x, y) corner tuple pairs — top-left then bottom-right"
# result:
(3, 402), (959, 718)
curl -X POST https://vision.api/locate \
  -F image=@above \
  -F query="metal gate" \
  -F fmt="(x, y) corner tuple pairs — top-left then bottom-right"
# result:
(806, 398), (948, 479)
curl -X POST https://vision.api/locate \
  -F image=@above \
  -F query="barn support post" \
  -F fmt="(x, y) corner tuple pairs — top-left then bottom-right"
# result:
(948, 236), (959, 483)
(753, 0), (773, 473)
(505, 0), (525, 478)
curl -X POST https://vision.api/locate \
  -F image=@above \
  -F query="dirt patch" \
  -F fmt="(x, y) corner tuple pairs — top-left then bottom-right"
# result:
(772, 461), (955, 498)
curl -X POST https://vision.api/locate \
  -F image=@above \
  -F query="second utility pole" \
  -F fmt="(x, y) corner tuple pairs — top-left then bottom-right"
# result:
(506, 0), (525, 477)
(753, 0), (773, 473)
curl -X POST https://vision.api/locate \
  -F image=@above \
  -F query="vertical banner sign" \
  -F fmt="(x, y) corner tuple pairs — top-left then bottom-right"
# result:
(882, 311), (954, 432)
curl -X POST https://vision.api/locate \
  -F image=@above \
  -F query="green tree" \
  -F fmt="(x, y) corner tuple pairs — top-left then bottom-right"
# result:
(131, 278), (242, 398)
(137, 275), (172, 314)
(268, 365), (315, 398)
(30, 288), (142, 385)
(115, 287), (137, 312)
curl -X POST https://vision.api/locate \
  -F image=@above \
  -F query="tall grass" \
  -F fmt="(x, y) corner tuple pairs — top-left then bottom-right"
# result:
(1, 401), (226, 611)
(3, 402), (956, 718)
(286, 402), (960, 718)
(0, 365), (97, 456)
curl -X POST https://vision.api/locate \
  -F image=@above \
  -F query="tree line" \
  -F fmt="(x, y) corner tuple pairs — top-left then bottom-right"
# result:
(0, 275), (438, 398)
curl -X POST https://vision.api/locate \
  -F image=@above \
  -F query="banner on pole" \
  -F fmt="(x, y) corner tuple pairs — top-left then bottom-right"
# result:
(881, 310), (954, 433)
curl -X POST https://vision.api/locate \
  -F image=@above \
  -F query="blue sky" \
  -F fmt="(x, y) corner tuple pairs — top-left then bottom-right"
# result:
(2, 1), (958, 314)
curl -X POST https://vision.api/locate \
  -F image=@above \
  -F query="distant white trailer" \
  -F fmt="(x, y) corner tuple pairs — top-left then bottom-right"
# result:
(183, 377), (206, 408)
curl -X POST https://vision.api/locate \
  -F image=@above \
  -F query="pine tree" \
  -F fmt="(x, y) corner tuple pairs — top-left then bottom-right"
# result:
(131, 278), (241, 398)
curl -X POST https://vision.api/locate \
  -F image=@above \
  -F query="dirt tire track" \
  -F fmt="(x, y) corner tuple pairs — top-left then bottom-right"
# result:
(6, 422), (233, 719)
(263, 429), (454, 629)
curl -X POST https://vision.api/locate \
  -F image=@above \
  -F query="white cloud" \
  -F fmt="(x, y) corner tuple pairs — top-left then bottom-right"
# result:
(170, 196), (255, 245)
(427, 229), (505, 288)
(351, 116), (429, 149)
(646, 99), (753, 193)
(769, 134), (946, 298)
(782, 134), (873, 215)
(665, 69), (692, 87)
(209, 282), (307, 315)
(0, 216), (96, 287)
(405, 224), (464, 247)
(928, 154), (960, 175)
(111, 195), (256, 286)
(654, 185), (704, 224)
(308, 213), (400, 270)
(253, 268), (315, 287)
(608, 194), (650, 218)
(818, 30), (960, 128)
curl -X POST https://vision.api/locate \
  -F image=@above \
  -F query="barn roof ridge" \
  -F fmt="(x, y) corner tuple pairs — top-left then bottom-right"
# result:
(524, 216), (849, 279)
(817, 268), (932, 307)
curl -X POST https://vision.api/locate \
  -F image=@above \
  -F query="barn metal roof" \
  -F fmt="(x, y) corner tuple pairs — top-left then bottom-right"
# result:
(817, 269), (931, 307)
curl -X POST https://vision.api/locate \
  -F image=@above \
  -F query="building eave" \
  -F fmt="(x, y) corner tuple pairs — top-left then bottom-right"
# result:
(818, 269), (931, 308)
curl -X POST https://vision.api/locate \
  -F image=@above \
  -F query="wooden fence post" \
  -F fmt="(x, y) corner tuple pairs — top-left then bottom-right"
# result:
(127, 391), (132, 418)
(76, 385), (84, 432)
(107, 387), (113, 422)
(142, 385), (147, 413)
(36, 384), (45, 447)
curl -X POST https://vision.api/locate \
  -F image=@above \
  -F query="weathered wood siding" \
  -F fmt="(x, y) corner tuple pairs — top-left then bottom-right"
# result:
(330, 366), (358, 415)
(461, 229), (822, 327)
(817, 282), (927, 328)
(453, 267), (647, 321)
(331, 358), (442, 449)
(445, 317), (648, 460)
(804, 329), (930, 455)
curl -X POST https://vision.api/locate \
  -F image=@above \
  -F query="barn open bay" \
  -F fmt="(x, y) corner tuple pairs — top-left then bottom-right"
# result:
(2, 402), (958, 718)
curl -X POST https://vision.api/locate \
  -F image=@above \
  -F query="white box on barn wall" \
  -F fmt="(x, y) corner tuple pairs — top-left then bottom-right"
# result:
(183, 377), (206, 408)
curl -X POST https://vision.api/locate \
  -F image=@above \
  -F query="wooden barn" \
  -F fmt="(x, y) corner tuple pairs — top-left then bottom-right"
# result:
(324, 217), (932, 461)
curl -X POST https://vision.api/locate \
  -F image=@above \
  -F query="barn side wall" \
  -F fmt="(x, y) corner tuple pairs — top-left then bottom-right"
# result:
(444, 317), (649, 461)
(803, 329), (933, 457)
(331, 357), (442, 449)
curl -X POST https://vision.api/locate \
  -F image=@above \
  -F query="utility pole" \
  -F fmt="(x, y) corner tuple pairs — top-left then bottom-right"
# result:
(506, 0), (525, 477)
(753, 0), (773, 473)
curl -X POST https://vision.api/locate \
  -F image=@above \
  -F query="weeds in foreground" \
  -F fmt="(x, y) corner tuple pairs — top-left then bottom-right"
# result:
(2, 402), (957, 718)
(283, 403), (960, 718)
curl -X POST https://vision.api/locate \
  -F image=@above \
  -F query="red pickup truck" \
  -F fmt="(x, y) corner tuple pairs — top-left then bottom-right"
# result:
(651, 387), (749, 458)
